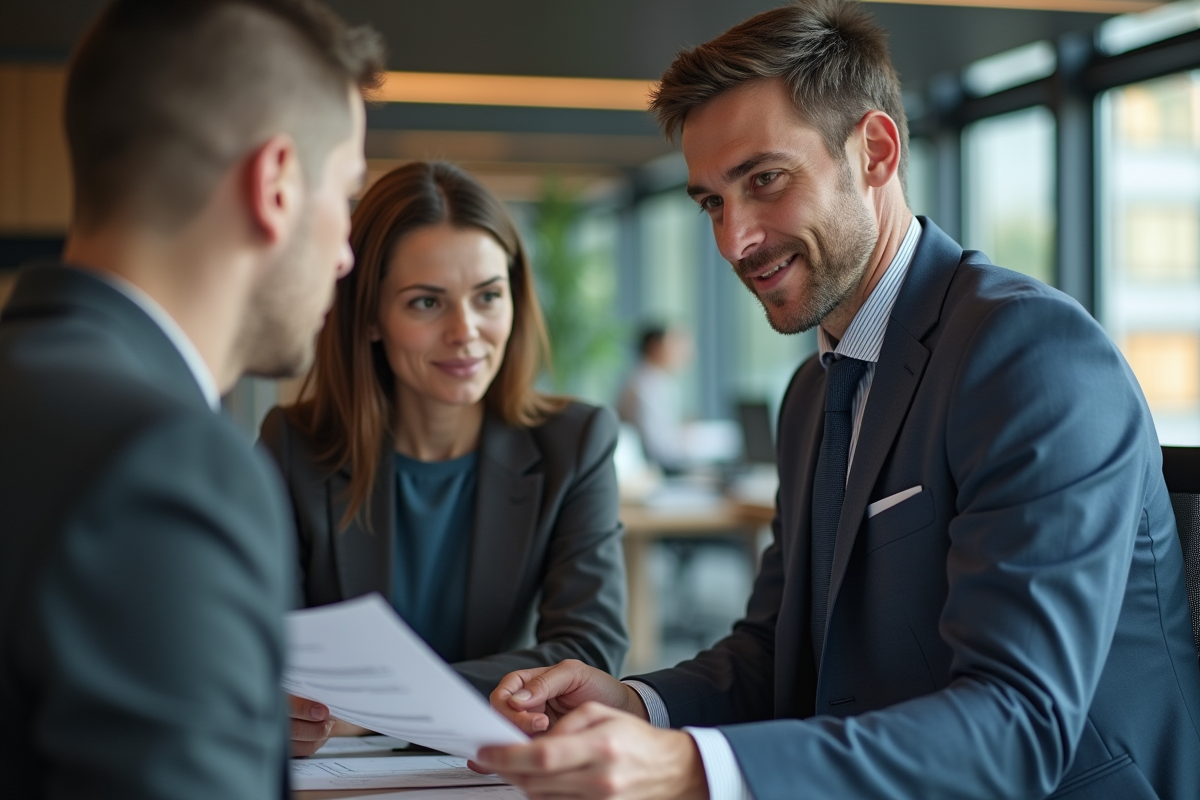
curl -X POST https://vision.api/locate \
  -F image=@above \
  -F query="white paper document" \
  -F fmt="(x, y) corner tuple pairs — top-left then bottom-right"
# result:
(284, 593), (529, 759)
(313, 734), (410, 756)
(291, 754), (506, 791)
(338, 787), (528, 800)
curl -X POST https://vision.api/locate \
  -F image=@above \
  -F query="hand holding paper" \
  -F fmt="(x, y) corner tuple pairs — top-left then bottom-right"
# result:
(284, 594), (528, 759)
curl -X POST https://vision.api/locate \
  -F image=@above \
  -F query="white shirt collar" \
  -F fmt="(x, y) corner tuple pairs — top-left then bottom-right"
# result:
(818, 215), (922, 368)
(98, 273), (222, 411)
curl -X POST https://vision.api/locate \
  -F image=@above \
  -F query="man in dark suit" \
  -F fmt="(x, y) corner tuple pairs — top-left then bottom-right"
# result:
(476, 2), (1200, 798)
(0, 2), (381, 797)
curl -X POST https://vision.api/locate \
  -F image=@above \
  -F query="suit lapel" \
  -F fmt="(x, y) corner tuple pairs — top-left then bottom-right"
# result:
(462, 414), (543, 659)
(329, 453), (394, 601)
(823, 219), (963, 634)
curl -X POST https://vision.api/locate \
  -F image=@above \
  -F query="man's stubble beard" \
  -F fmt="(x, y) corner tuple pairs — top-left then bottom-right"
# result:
(742, 175), (877, 336)
(236, 205), (327, 380)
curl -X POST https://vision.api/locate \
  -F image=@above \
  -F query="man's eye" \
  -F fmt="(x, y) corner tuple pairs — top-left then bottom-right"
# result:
(699, 196), (722, 211)
(756, 171), (780, 187)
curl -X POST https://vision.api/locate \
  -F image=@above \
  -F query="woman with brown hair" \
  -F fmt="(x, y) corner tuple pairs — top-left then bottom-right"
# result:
(259, 161), (627, 755)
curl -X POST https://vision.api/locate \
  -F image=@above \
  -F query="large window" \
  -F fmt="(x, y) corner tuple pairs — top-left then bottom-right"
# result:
(636, 191), (703, 416)
(1099, 71), (1200, 445)
(963, 106), (1057, 284)
(730, 271), (814, 419)
(906, 136), (937, 220)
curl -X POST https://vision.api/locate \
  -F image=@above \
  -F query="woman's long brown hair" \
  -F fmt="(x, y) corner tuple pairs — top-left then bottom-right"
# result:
(287, 161), (565, 530)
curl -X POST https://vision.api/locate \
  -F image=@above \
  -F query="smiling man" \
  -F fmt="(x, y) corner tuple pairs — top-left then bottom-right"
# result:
(0, 1), (381, 797)
(477, 2), (1200, 799)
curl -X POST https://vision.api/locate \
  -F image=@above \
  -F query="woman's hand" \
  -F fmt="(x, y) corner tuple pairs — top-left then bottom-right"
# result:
(288, 695), (372, 756)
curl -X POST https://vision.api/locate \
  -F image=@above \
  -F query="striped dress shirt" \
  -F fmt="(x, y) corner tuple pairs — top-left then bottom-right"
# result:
(817, 214), (922, 480)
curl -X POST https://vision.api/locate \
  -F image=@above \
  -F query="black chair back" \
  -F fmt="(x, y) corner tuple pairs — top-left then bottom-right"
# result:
(1162, 446), (1200, 658)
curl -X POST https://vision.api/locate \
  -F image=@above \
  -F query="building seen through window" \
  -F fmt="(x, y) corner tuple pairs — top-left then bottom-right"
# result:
(1100, 70), (1200, 445)
(963, 106), (1057, 286)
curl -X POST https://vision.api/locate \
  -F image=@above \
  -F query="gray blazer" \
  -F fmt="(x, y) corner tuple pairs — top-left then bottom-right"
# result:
(637, 219), (1200, 799)
(259, 400), (629, 694)
(0, 264), (292, 799)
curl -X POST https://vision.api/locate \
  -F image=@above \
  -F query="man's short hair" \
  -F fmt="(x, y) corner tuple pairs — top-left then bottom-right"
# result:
(650, 0), (908, 188)
(638, 325), (668, 357)
(65, 0), (385, 233)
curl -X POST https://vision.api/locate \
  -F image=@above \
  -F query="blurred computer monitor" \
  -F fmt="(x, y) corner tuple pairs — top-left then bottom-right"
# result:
(736, 401), (775, 465)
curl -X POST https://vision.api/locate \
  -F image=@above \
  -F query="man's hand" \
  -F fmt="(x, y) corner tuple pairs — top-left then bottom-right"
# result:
(474, 702), (708, 800)
(489, 659), (648, 734)
(288, 695), (371, 757)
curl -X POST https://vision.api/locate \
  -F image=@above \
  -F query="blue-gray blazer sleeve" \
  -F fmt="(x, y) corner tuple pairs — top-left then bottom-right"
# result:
(29, 414), (292, 800)
(661, 290), (1165, 799)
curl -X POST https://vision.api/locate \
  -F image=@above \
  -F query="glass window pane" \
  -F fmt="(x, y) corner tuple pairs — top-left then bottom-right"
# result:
(1099, 71), (1200, 445)
(637, 191), (702, 416)
(907, 136), (937, 219)
(963, 106), (1056, 285)
(731, 272), (814, 420)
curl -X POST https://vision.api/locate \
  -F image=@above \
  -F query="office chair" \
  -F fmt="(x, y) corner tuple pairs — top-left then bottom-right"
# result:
(1162, 446), (1200, 660)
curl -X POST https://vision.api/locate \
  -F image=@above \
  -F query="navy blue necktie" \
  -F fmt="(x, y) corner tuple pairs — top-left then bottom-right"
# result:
(810, 355), (868, 666)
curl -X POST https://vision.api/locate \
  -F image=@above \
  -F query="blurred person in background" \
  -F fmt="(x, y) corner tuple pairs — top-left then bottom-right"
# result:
(617, 323), (694, 474)
(0, 1), (381, 797)
(259, 161), (628, 756)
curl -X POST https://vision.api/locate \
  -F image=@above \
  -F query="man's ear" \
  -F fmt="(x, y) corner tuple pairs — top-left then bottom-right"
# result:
(855, 111), (902, 190)
(247, 133), (302, 244)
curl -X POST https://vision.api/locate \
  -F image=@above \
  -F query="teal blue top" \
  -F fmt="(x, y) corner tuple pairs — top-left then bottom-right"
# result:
(391, 450), (477, 663)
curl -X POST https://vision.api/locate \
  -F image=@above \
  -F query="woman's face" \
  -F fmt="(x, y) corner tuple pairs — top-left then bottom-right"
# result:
(372, 223), (514, 411)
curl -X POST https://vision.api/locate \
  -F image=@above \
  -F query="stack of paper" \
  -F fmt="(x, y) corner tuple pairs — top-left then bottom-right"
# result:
(312, 734), (410, 756)
(333, 788), (528, 800)
(291, 754), (507, 791)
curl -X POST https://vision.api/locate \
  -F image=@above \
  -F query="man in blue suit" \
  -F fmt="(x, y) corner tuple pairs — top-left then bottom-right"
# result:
(476, 2), (1200, 798)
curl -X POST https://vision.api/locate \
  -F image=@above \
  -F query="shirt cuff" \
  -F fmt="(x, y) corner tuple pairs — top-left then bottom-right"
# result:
(622, 680), (671, 728)
(682, 727), (753, 800)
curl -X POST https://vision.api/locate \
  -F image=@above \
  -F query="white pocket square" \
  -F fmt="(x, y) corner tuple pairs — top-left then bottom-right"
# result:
(866, 485), (923, 518)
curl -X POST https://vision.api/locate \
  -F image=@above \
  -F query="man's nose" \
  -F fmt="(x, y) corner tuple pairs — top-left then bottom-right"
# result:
(714, 203), (765, 265)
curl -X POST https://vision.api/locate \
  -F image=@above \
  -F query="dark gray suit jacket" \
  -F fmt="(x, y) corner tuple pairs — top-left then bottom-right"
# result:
(0, 264), (293, 799)
(638, 220), (1200, 799)
(259, 400), (628, 694)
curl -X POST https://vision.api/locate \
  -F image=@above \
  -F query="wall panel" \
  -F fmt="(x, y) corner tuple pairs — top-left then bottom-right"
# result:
(0, 64), (70, 234)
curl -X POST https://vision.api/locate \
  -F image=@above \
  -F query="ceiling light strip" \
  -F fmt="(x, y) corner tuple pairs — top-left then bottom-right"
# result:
(375, 71), (657, 111)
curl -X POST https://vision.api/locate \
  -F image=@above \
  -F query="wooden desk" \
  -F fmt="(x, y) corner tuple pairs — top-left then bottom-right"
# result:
(296, 791), (398, 798)
(621, 499), (774, 673)
(296, 789), (500, 798)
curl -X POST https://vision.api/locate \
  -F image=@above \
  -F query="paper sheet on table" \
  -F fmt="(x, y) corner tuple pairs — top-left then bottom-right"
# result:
(284, 593), (528, 759)
(291, 754), (506, 791)
(312, 734), (410, 756)
(338, 787), (527, 800)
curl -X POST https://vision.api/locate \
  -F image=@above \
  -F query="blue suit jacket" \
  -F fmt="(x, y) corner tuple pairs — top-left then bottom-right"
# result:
(637, 220), (1200, 799)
